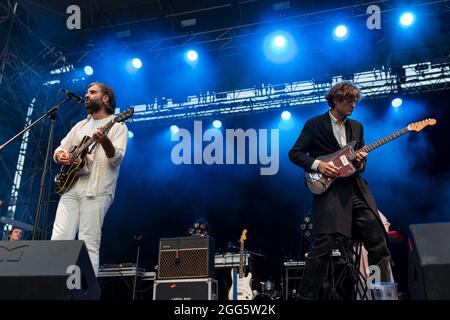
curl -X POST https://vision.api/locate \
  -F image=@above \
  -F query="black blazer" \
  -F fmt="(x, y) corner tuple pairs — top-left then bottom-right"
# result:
(289, 112), (386, 238)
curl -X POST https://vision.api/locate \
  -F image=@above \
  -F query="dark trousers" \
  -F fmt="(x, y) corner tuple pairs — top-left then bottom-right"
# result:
(299, 190), (391, 300)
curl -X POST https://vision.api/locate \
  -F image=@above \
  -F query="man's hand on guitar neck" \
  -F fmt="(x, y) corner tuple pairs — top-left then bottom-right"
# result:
(92, 128), (116, 158)
(56, 151), (71, 166)
(354, 151), (368, 164)
(353, 151), (368, 171)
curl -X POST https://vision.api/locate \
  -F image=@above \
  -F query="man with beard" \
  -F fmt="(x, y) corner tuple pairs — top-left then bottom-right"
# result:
(51, 82), (128, 276)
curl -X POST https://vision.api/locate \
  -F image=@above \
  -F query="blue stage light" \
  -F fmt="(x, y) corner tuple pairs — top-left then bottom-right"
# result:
(391, 98), (403, 108)
(170, 125), (180, 133)
(334, 25), (348, 39)
(128, 131), (134, 139)
(212, 120), (222, 128)
(263, 31), (297, 64)
(273, 35), (287, 48)
(400, 12), (415, 27)
(132, 58), (142, 69)
(84, 65), (94, 76)
(186, 50), (198, 62)
(281, 111), (291, 120)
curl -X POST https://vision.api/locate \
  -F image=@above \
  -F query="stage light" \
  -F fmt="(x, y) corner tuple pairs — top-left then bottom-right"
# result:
(334, 25), (348, 39)
(281, 111), (291, 120)
(132, 58), (142, 69)
(400, 12), (415, 27)
(263, 31), (297, 64)
(212, 120), (222, 128)
(273, 35), (287, 48)
(170, 125), (179, 133)
(186, 50), (198, 62)
(187, 218), (210, 237)
(391, 98), (403, 108)
(264, 280), (274, 293)
(270, 33), (288, 50)
(83, 65), (94, 76)
(128, 131), (134, 139)
(300, 213), (313, 240)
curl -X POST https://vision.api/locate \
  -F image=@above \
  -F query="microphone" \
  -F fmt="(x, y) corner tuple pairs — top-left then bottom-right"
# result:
(61, 88), (84, 104)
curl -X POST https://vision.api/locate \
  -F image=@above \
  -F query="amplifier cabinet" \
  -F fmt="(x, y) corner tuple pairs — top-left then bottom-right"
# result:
(158, 236), (215, 279)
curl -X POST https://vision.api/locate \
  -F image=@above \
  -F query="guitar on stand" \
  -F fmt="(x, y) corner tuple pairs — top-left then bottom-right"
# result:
(228, 229), (254, 300)
(54, 107), (134, 194)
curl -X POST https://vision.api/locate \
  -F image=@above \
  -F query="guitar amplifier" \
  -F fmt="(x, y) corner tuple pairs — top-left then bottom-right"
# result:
(157, 236), (215, 279)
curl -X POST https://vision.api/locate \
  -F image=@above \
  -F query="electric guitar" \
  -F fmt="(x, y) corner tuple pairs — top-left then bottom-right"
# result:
(305, 118), (436, 195)
(228, 229), (254, 300)
(54, 107), (134, 194)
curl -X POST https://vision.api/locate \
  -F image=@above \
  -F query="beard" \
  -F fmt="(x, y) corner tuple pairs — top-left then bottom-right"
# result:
(86, 99), (102, 114)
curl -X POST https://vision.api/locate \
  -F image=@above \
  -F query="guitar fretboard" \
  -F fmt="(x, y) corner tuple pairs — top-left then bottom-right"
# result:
(239, 240), (244, 278)
(349, 127), (409, 159)
(72, 118), (116, 158)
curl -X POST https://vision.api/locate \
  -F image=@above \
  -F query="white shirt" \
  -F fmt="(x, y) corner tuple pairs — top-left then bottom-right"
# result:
(329, 111), (347, 148)
(54, 114), (128, 198)
(310, 111), (347, 171)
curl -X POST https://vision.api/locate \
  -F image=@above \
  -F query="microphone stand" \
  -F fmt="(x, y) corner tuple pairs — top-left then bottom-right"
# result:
(0, 97), (72, 240)
(132, 235), (142, 300)
(35, 112), (56, 240)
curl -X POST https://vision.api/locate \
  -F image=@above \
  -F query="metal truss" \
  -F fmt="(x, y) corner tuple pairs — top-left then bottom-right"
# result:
(0, 0), (73, 236)
(124, 59), (450, 125)
(41, 0), (450, 64)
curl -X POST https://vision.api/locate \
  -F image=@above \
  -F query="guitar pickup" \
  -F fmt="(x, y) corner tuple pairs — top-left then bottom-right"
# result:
(339, 155), (349, 166)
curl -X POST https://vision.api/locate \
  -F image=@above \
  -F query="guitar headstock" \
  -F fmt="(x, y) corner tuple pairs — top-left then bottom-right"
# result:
(239, 229), (247, 244)
(407, 118), (436, 132)
(114, 107), (135, 123)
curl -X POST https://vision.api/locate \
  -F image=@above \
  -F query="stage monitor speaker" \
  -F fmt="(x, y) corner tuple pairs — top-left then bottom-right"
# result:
(158, 236), (214, 279)
(0, 240), (99, 300)
(408, 223), (450, 300)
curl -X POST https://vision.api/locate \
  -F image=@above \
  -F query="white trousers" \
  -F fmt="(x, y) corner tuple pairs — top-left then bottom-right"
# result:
(51, 176), (112, 276)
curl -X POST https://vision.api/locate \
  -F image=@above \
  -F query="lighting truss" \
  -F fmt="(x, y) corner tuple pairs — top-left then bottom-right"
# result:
(124, 60), (450, 125)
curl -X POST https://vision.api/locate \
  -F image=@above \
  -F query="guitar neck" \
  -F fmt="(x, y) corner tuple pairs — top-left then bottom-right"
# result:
(239, 241), (244, 278)
(358, 127), (409, 154)
(74, 119), (116, 156)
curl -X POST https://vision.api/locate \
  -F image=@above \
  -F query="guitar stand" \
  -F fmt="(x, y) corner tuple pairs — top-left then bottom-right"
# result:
(132, 235), (142, 300)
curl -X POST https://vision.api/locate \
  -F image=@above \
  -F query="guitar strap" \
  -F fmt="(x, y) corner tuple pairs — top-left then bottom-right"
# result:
(347, 120), (355, 145)
(347, 120), (362, 149)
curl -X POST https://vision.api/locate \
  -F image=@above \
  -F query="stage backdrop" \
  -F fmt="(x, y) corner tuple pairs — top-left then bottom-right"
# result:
(93, 91), (449, 285)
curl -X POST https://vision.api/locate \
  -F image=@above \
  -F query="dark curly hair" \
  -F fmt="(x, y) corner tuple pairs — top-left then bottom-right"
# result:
(325, 82), (361, 109)
(88, 82), (116, 114)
